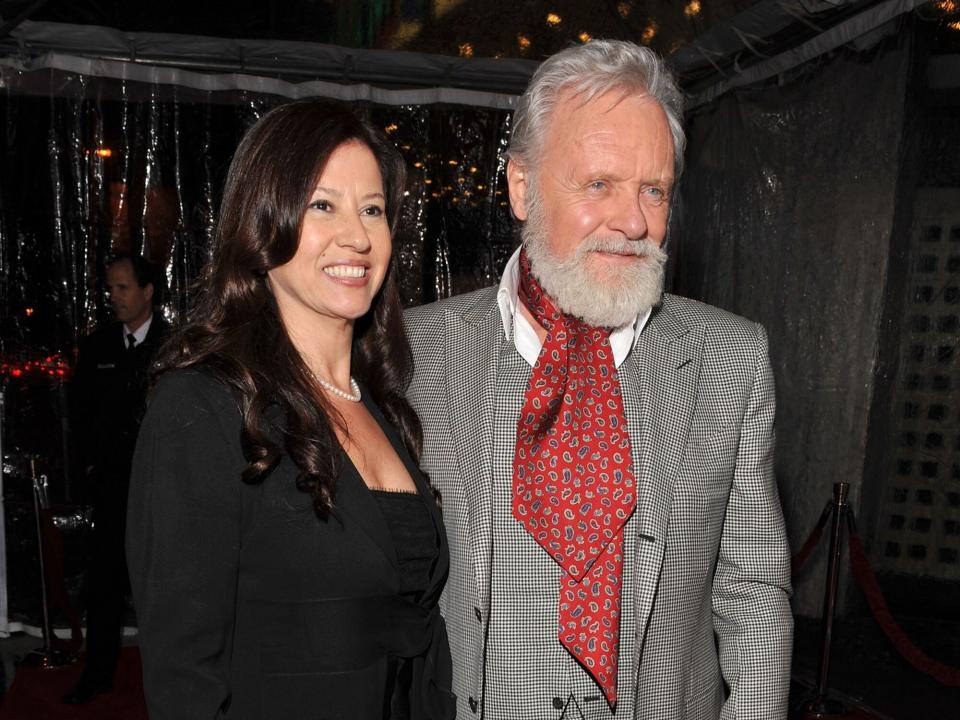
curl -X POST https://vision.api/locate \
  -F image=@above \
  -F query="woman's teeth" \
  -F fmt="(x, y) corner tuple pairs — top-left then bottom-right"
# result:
(324, 265), (366, 278)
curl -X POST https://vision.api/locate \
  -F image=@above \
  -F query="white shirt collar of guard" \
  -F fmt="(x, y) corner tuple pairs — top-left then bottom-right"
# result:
(123, 313), (153, 347)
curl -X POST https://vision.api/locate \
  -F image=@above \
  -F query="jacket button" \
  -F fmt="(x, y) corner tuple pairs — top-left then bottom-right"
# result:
(474, 606), (482, 622)
(469, 696), (478, 713)
(552, 696), (565, 710)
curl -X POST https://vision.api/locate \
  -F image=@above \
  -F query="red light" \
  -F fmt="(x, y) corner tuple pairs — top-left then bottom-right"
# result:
(24, 307), (34, 316)
(0, 352), (72, 381)
(95, 147), (113, 158)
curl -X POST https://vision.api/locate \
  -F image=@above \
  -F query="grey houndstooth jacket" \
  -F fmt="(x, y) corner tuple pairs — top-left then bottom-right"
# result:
(405, 287), (793, 720)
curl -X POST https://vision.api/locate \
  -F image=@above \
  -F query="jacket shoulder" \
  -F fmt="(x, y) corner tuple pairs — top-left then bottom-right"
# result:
(404, 286), (498, 342)
(79, 321), (121, 347)
(152, 367), (235, 403)
(660, 293), (763, 339)
(147, 369), (241, 437)
(405, 286), (497, 322)
(146, 313), (171, 340)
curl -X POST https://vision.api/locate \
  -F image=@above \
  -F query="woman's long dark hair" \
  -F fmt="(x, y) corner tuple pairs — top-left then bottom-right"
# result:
(155, 99), (422, 519)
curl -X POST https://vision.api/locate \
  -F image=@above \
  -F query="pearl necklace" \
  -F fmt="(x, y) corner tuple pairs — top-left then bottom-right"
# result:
(313, 374), (362, 403)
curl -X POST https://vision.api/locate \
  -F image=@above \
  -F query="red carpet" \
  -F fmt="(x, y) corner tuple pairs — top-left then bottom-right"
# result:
(0, 647), (147, 720)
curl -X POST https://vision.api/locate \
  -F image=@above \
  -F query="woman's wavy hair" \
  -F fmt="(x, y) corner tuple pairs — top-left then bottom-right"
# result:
(155, 99), (422, 519)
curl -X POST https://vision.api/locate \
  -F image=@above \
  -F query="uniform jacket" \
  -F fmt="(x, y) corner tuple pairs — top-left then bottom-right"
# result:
(72, 313), (167, 502)
(71, 316), (168, 687)
(405, 288), (793, 720)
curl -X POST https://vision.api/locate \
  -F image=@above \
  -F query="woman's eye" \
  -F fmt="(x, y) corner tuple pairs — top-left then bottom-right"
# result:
(362, 205), (385, 217)
(308, 199), (331, 212)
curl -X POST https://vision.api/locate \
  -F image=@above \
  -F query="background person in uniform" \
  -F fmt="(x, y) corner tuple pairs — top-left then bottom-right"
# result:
(405, 40), (793, 719)
(64, 254), (167, 704)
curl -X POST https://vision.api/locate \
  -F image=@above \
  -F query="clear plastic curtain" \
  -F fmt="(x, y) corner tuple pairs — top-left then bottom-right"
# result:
(672, 29), (960, 616)
(0, 73), (515, 347)
(670, 30), (935, 614)
(0, 65), (515, 628)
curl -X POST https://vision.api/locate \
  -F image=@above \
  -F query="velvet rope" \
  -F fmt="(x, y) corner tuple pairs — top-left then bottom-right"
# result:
(844, 515), (960, 688)
(790, 500), (833, 574)
(790, 502), (960, 687)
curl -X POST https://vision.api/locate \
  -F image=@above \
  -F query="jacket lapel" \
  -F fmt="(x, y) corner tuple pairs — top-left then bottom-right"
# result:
(371, 396), (452, 607)
(331, 391), (404, 573)
(623, 298), (704, 650)
(417, 478), (451, 609)
(142, 312), (167, 347)
(443, 291), (503, 609)
(334, 453), (401, 573)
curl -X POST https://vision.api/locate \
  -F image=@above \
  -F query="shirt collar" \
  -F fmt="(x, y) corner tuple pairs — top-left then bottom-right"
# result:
(123, 314), (153, 347)
(496, 246), (651, 368)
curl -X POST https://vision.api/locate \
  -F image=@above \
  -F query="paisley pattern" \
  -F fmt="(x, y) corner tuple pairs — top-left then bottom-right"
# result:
(512, 249), (636, 707)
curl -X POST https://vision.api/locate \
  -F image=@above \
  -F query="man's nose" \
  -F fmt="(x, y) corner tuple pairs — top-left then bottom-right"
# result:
(608, 196), (648, 241)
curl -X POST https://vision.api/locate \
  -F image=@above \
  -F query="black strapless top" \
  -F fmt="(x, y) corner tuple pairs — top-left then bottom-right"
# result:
(371, 489), (438, 601)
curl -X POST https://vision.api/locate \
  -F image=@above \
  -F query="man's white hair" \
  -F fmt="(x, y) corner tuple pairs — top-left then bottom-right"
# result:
(507, 40), (686, 178)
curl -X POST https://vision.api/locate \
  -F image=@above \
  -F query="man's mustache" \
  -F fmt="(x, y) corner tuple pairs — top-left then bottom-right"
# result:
(577, 236), (667, 261)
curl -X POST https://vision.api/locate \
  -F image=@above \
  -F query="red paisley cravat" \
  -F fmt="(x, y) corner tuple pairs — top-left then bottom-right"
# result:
(512, 249), (637, 707)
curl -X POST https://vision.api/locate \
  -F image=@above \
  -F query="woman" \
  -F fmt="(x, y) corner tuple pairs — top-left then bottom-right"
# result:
(127, 100), (454, 720)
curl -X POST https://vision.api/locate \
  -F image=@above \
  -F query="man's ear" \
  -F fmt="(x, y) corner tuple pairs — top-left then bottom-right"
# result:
(506, 158), (529, 222)
(144, 282), (154, 304)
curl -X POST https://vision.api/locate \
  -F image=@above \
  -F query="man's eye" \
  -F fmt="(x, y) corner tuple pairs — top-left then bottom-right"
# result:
(588, 180), (606, 191)
(644, 187), (667, 203)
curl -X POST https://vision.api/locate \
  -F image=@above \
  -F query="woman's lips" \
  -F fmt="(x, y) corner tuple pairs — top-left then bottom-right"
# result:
(322, 263), (370, 286)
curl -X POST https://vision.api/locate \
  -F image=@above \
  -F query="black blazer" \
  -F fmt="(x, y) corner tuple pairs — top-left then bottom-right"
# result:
(126, 370), (455, 720)
(72, 313), (167, 494)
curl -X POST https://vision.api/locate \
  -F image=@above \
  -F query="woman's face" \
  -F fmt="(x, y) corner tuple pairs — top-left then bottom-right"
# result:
(268, 140), (392, 329)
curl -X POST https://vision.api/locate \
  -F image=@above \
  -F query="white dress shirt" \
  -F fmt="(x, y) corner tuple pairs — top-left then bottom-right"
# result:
(123, 314), (153, 348)
(495, 246), (652, 368)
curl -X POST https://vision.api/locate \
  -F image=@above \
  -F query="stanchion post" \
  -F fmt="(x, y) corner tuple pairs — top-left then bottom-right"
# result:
(22, 457), (71, 668)
(797, 481), (850, 718)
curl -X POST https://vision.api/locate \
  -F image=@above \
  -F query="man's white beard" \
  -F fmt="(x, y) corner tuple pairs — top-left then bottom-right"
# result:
(521, 190), (667, 329)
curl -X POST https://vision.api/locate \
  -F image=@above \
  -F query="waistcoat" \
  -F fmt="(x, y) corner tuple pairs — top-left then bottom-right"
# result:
(483, 340), (641, 719)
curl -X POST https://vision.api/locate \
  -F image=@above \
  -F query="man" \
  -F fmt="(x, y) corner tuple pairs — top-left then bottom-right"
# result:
(405, 41), (792, 719)
(64, 254), (167, 704)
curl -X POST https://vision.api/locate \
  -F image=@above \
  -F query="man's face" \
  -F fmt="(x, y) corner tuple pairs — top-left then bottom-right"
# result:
(507, 89), (675, 327)
(106, 259), (153, 328)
